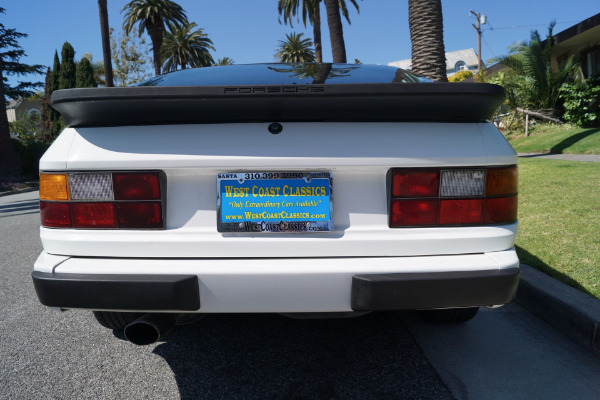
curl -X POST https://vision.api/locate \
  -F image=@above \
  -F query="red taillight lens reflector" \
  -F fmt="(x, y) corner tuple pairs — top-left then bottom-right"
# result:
(392, 170), (439, 198)
(40, 201), (72, 227)
(484, 196), (518, 224)
(390, 199), (438, 227)
(116, 202), (163, 229)
(71, 203), (116, 228)
(113, 173), (160, 200)
(439, 199), (483, 225)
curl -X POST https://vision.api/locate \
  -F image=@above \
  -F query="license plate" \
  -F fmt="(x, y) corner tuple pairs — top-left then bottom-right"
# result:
(217, 172), (333, 233)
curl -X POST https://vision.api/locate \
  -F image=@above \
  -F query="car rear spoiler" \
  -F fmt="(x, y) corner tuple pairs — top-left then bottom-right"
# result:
(51, 83), (505, 127)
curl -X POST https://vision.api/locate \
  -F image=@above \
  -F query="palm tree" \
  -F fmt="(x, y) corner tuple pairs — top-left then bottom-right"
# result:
(408, 0), (448, 82)
(274, 32), (315, 63)
(215, 57), (234, 66)
(122, 0), (188, 76)
(499, 22), (582, 112)
(161, 22), (214, 72)
(278, 0), (358, 63)
(97, 0), (114, 86)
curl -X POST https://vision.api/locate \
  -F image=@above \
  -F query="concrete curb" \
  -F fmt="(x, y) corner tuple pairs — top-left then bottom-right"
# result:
(0, 186), (39, 198)
(515, 264), (600, 357)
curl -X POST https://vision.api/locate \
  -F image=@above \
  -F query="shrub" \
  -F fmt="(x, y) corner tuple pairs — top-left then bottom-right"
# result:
(448, 70), (474, 82)
(559, 77), (600, 127)
(11, 138), (50, 178)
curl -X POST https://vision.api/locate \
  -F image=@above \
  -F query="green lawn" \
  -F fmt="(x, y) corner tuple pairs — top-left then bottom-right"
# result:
(516, 158), (600, 299)
(507, 125), (600, 154)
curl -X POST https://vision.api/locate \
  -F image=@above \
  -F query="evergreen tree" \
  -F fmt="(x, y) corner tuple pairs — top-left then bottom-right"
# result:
(59, 42), (76, 89)
(51, 50), (60, 91)
(41, 67), (53, 139)
(76, 57), (97, 88)
(41, 51), (63, 142)
(0, 7), (44, 179)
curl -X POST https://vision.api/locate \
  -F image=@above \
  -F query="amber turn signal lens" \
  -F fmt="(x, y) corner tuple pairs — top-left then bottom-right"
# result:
(486, 167), (518, 196)
(39, 174), (70, 201)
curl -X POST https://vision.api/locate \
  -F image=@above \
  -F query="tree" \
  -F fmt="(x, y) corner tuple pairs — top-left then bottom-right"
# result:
(59, 42), (76, 89)
(215, 57), (234, 66)
(122, 0), (188, 76)
(161, 22), (214, 71)
(98, 0), (114, 87)
(323, 0), (348, 63)
(41, 51), (62, 142)
(499, 22), (582, 113)
(408, 0), (448, 82)
(274, 32), (315, 63)
(82, 53), (106, 86)
(110, 28), (153, 86)
(0, 7), (44, 179)
(76, 57), (98, 88)
(51, 51), (60, 93)
(278, 0), (358, 63)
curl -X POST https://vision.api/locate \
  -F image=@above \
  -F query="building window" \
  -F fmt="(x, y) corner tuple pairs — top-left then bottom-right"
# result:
(455, 61), (467, 71)
(27, 108), (42, 119)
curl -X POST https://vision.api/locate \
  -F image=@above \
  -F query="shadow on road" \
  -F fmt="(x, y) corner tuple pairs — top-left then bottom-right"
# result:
(148, 312), (455, 400)
(0, 199), (39, 216)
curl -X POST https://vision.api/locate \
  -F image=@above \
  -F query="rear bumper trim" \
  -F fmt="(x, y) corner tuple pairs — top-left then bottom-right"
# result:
(31, 271), (200, 311)
(351, 267), (520, 311)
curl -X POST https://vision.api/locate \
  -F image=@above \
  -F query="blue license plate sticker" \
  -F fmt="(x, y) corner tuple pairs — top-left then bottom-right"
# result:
(217, 172), (333, 233)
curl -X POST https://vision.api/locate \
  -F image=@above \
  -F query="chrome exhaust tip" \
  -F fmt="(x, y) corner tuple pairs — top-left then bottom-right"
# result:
(124, 313), (177, 346)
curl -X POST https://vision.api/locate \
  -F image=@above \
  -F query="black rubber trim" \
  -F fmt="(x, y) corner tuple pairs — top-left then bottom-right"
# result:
(50, 83), (505, 127)
(31, 271), (200, 311)
(351, 267), (520, 311)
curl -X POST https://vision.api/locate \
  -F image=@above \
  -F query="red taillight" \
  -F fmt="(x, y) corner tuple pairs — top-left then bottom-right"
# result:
(389, 166), (517, 227)
(391, 199), (437, 226)
(113, 173), (160, 200)
(40, 171), (165, 229)
(116, 202), (163, 229)
(439, 199), (483, 225)
(71, 203), (116, 228)
(392, 170), (439, 197)
(484, 196), (518, 224)
(40, 202), (72, 228)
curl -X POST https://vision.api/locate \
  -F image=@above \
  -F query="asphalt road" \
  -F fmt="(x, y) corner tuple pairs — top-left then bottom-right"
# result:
(2, 190), (600, 400)
(0, 191), (452, 400)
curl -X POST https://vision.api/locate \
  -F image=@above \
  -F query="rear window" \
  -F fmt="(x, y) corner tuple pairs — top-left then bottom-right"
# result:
(137, 63), (430, 87)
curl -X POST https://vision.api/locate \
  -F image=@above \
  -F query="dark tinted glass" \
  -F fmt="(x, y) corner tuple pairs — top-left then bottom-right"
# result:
(138, 63), (430, 87)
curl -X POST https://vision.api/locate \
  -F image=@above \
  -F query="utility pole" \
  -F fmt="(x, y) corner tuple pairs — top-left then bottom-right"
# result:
(470, 10), (486, 78)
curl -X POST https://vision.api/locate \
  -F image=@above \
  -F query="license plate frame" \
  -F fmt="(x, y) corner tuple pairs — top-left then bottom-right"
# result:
(216, 172), (333, 233)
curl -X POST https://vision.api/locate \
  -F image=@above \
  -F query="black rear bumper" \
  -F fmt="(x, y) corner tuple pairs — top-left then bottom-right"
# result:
(32, 267), (519, 312)
(31, 271), (200, 311)
(351, 268), (520, 311)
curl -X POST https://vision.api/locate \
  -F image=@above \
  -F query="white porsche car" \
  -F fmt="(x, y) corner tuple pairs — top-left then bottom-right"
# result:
(32, 63), (519, 345)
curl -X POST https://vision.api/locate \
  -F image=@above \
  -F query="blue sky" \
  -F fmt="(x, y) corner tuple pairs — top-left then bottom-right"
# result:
(3, 0), (600, 88)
